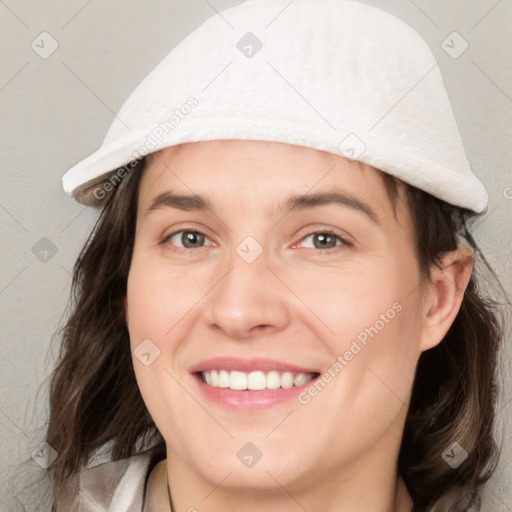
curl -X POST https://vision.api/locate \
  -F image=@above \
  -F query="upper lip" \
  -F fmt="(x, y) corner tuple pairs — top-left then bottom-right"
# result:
(189, 357), (320, 374)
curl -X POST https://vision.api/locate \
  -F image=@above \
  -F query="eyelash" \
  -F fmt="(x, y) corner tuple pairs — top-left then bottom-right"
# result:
(161, 227), (352, 252)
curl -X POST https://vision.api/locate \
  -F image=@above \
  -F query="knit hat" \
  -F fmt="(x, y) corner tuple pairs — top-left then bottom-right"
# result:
(61, 0), (488, 212)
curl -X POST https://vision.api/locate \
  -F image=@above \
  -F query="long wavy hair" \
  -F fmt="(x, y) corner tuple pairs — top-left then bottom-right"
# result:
(43, 159), (505, 511)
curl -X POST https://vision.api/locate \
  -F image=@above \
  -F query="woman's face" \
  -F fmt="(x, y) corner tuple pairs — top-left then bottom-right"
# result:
(126, 139), (433, 494)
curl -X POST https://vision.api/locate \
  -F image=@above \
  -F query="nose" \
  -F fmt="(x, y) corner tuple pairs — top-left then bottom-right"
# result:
(203, 244), (291, 340)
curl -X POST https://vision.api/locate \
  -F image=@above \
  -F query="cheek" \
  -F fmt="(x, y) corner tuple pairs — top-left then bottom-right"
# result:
(290, 249), (424, 408)
(293, 280), (423, 463)
(126, 255), (207, 427)
(126, 260), (170, 405)
(126, 256), (199, 344)
(286, 253), (423, 351)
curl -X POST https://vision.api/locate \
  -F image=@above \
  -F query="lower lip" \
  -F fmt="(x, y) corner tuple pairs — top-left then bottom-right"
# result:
(192, 373), (318, 411)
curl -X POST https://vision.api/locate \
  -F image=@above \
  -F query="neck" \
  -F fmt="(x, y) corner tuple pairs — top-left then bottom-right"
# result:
(146, 455), (413, 512)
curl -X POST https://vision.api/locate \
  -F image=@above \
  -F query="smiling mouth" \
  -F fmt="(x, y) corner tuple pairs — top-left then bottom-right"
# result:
(196, 370), (320, 391)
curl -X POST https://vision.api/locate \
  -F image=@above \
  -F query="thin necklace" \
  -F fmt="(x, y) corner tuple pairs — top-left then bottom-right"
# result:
(166, 464), (174, 512)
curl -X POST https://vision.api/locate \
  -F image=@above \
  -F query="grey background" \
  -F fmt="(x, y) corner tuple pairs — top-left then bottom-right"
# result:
(0, 0), (511, 510)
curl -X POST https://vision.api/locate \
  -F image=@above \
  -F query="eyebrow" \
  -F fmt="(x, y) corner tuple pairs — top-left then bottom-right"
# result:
(144, 189), (379, 224)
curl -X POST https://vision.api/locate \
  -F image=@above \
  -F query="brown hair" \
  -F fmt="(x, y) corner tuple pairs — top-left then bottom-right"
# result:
(384, 175), (504, 511)
(45, 162), (505, 511)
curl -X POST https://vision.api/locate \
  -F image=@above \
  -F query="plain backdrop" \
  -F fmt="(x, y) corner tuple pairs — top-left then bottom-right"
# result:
(0, 0), (511, 510)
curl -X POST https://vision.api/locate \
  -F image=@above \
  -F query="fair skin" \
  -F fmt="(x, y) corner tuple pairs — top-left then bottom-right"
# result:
(125, 139), (473, 512)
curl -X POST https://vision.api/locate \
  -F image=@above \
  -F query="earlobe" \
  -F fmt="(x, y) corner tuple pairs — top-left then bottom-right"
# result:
(419, 246), (474, 352)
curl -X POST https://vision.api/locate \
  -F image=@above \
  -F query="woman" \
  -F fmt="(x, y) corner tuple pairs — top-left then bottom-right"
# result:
(45, 1), (504, 511)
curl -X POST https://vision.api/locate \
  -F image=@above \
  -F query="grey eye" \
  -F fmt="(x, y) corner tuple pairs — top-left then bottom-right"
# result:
(168, 231), (207, 249)
(301, 232), (343, 250)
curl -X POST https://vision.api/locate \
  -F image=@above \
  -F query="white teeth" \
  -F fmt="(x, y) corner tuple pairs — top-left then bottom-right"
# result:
(247, 371), (266, 390)
(218, 370), (230, 388)
(266, 371), (281, 389)
(201, 370), (316, 390)
(294, 373), (309, 386)
(281, 372), (294, 389)
(230, 371), (247, 390)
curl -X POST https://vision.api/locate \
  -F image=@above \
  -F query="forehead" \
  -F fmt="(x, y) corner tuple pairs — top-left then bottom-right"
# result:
(138, 140), (397, 216)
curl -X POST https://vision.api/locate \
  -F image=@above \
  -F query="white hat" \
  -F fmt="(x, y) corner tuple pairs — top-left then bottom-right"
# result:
(62, 0), (488, 213)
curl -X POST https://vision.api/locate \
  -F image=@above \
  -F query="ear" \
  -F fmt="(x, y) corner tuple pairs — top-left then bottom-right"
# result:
(419, 245), (474, 352)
